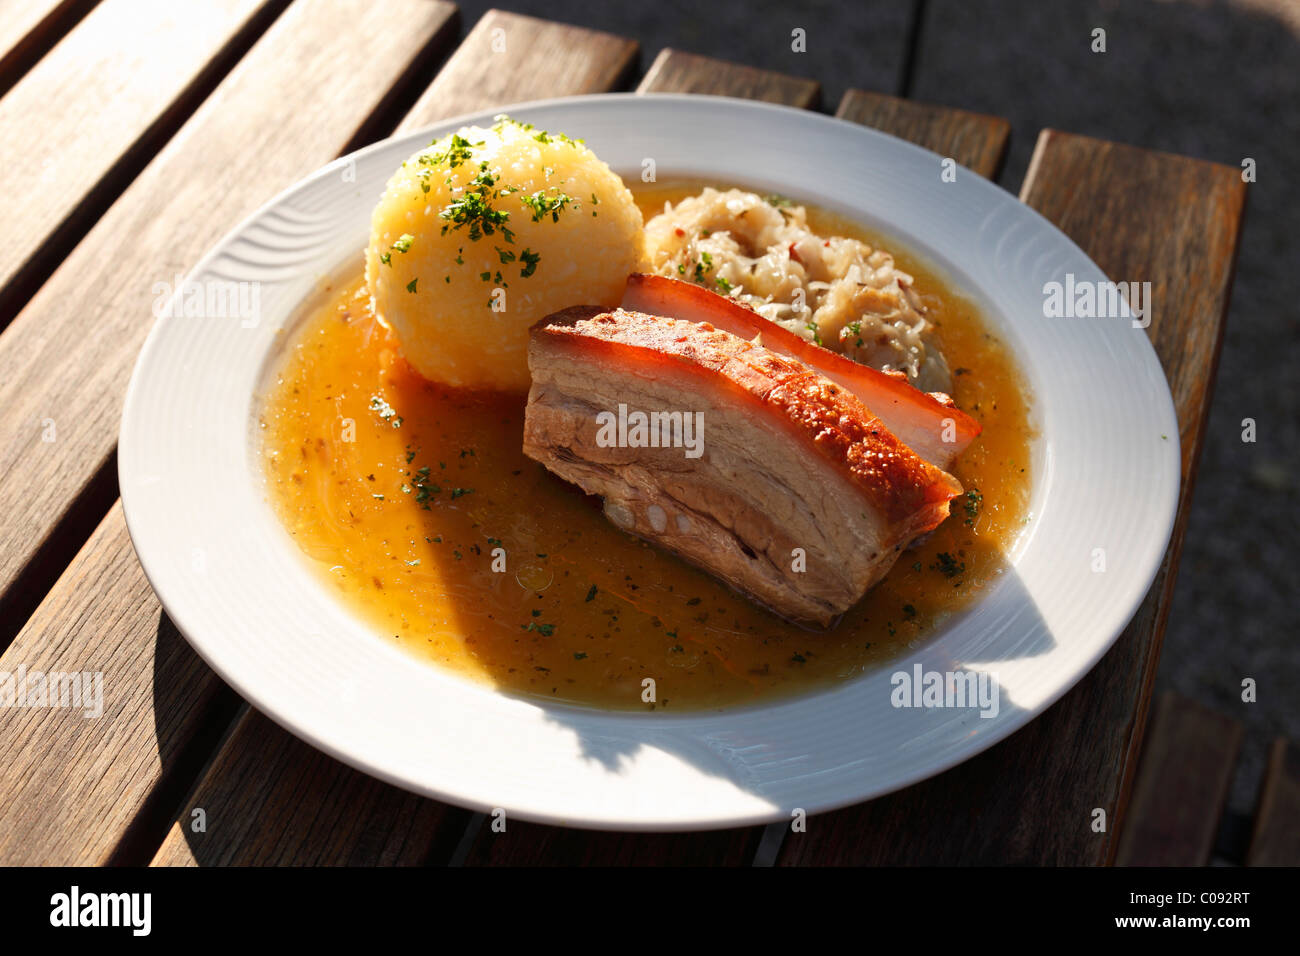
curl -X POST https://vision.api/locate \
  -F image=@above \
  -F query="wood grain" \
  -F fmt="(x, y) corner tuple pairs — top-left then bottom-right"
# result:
(779, 130), (1246, 865)
(0, 504), (244, 865)
(835, 88), (1010, 179)
(0, 0), (97, 95)
(0, 0), (285, 328)
(1114, 692), (1243, 865)
(1246, 738), (1300, 865)
(146, 12), (651, 867)
(0, 0), (460, 865)
(150, 710), (468, 865)
(637, 48), (819, 108)
(398, 9), (638, 130)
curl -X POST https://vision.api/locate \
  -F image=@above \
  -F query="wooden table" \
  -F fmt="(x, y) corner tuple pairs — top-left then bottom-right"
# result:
(0, 2), (1248, 866)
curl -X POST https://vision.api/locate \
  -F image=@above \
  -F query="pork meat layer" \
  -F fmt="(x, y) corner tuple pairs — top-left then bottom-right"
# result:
(523, 306), (963, 626)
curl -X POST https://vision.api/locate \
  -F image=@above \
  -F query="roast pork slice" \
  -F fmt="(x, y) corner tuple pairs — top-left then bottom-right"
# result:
(522, 306), (964, 627)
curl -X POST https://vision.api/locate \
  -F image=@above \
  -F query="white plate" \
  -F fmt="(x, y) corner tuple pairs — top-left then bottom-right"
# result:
(119, 94), (1180, 830)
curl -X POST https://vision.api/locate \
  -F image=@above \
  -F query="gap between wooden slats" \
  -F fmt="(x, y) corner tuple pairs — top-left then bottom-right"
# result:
(0, 0), (98, 96)
(1246, 738), (1300, 866)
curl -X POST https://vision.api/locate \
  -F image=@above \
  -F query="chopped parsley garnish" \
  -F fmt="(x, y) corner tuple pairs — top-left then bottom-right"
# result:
(963, 488), (983, 526)
(931, 552), (965, 578)
(523, 621), (555, 637)
(450, 487), (473, 499)
(763, 193), (792, 207)
(519, 248), (541, 278)
(406, 278), (418, 293)
(378, 233), (414, 266)
(692, 251), (714, 284)
(424, 133), (478, 169)
(439, 171), (512, 243)
(520, 190), (575, 223)
(411, 463), (440, 509)
(585, 585), (597, 602)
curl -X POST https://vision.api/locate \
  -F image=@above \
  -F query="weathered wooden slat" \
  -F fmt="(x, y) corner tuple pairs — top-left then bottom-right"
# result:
(636, 48), (819, 108)
(398, 9), (638, 130)
(150, 710), (468, 865)
(1247, 737), (1300, 866)
(0, 0), (460, 865)
(0, 503), (246, 865)
(1021, 136), (1244, 863)
(0, 0), (96, 94)
(1114, 692), (1243, 865)
(0, 0), (287, 329)
(463, 821), (762, 866)
(146, 13), (650, 867)
(780, 130), (1245, 865)
(835, 88), (1009, 179)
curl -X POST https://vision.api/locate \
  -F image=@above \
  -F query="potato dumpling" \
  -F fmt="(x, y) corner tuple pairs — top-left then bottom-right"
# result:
(366, 117), (643, 391)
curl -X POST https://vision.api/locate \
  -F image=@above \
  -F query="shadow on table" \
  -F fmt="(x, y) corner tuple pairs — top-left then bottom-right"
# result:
(531, 563), (1059, 828)
(135, 611), (242, 866)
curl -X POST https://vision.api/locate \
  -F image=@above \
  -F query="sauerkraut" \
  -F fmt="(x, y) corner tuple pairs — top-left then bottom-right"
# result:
(643, 188), (950, 392)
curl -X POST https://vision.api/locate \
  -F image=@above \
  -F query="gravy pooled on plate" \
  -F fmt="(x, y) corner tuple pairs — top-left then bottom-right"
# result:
(259, 180), (1035, 711)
